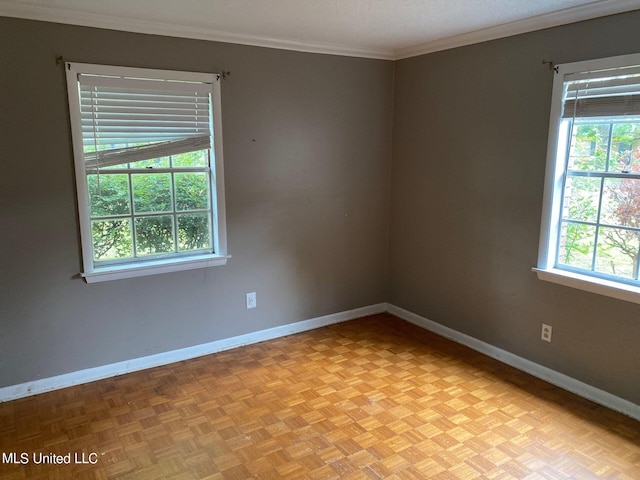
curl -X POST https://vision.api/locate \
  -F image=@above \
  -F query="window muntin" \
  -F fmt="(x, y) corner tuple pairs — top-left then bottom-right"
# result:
(66, 63), (228, 281)
(557, 118), (640, 283)
(87, 151), (213, 265)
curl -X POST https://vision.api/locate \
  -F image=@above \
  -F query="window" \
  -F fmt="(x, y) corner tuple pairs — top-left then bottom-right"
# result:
(66, 63), (228, 283)
(536, 53), (640, 303)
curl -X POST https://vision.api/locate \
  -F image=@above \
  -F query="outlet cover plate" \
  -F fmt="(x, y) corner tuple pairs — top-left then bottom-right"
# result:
(246, 292), (257, 309)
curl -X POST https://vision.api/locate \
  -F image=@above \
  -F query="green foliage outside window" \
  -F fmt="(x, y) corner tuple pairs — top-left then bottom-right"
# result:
(87, 150), (212, 262)
(560, 122), (640, 279)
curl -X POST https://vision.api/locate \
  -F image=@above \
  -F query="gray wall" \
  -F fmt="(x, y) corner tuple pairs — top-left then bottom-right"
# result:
(2, 11), (639, 407)
(0, 17), (393, 387)
(389, 11), (640, 404)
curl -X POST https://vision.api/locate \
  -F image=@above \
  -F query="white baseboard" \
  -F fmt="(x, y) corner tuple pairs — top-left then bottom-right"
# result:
(0, 303), (387, 403)
(2, 302), (638, 423)
(386, 303), (640, 422)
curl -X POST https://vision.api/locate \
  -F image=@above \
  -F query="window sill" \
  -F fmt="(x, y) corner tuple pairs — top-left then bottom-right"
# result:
(82, 254), (231, 283)
(533, 267), (640, 305)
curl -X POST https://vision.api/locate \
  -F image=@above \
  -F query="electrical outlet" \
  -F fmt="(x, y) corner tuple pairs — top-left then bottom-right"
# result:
(246, 292), (257, 309)
(541, 323), (552, 342)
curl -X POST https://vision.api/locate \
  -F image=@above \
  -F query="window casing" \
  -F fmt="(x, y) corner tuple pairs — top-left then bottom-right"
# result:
(66, 63), (228, 283)
(536, 53), (640, 303)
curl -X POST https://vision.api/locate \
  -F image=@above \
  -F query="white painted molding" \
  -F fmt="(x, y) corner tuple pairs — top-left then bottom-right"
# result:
(2, 301), (638, 423)
(1, 0), (639, 60)
(0, 1), (394, 60)
(534, 267), (640, 305)
(386, 304), (640, 422)
(0, 303), (386, 403)
(394, 0), (640, 59)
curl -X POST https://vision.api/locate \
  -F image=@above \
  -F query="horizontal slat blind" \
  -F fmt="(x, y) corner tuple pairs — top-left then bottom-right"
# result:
(84, 135), (210, 169)
(78, 73), (212, 167)
(563, 69), (640, 118)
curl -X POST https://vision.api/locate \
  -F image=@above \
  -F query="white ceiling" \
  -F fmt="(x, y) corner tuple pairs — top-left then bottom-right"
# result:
(1, 0), (639, 59)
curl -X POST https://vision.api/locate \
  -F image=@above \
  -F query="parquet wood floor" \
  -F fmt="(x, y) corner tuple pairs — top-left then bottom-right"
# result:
(0, 314), (638, 479)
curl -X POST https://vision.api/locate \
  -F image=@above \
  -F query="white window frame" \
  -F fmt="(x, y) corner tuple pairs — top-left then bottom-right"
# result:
(535, 52), (640, 304)
(66, 62), (229, 283)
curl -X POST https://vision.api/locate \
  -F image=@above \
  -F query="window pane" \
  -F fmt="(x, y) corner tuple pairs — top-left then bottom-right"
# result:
(178, 213), (211, 252)
(567, 123), (609, 171)
(88, 174), (130, 217)
(84, 143), (128, 154)
(175, 173), (210, 211)
(562, 176), (600, 222)
(609, 123), (640, 173)
(132, 173), (173, 214)
(172, 150), (208, 167)
(135, 216), (175, 256)
(557, 222), (595, 270)
(595, 227), (640, 279)
(91, 218), (133, 261)
(601, 178), (640, 228)
(128, 156), (170, 169)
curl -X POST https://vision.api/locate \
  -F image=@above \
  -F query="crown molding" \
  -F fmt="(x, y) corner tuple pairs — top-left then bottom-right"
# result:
(394, 0), (640, 60)
(1, 0), (639, 61)
(0, 1), (395, 60)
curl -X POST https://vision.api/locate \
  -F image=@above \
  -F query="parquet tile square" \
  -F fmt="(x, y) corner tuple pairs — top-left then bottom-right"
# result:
(0, 313), (638, 479)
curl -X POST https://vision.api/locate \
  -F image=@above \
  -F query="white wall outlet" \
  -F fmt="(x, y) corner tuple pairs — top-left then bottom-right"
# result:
(541, 323), (552, 342)
(246, 292), (257, 309)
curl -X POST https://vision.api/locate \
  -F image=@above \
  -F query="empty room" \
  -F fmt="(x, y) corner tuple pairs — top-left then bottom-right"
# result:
(0, 1), (639, 478)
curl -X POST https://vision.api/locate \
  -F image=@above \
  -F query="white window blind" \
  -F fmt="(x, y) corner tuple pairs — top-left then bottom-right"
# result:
(79, 74), (213, 168)
(562, 65), (640, 118)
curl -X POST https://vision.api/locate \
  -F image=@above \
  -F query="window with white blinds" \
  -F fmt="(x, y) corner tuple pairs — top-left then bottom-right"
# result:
(536, 53), (640, 304)
(66, 63), (228, 283)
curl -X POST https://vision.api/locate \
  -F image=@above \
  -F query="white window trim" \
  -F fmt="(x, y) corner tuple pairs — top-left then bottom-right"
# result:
(536, 52), (640, 304)
(66, 62), (229, 283)
(81, 254), (230, 283)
